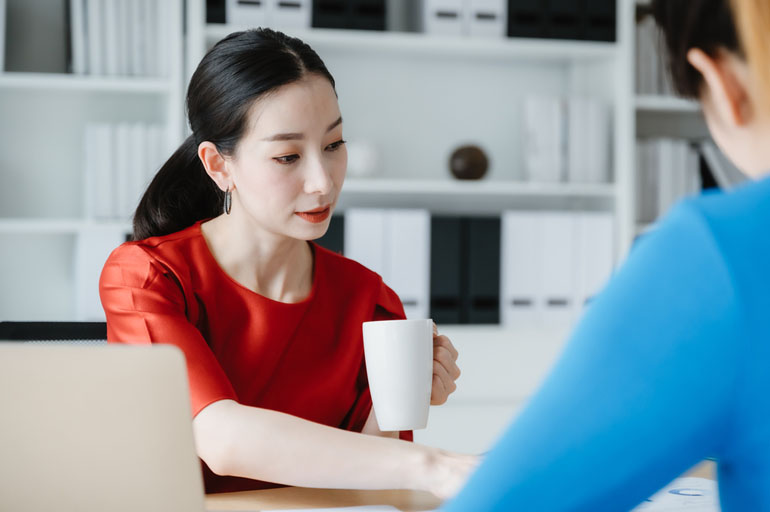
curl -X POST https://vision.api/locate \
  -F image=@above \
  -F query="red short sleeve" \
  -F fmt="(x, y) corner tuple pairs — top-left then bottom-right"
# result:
(99, 244), (238, 417)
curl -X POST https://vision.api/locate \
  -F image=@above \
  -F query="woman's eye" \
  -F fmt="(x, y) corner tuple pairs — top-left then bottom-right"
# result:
(274, 154), (299, 164)
(326, 140), (347, 152)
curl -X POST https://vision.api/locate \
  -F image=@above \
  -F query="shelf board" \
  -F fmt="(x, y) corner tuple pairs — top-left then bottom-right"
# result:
(0, 219), (132, 234)
(205, 26), (617, 62)
(635, 95), (700, 113)
(0, 72), (173, 94)
(339, 179), (616, 214)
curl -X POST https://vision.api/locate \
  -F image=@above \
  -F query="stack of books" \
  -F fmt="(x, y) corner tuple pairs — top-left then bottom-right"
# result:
(84, 122), (167, 221)
(524, 95), (612, 184)
(69, 0), (170, 77)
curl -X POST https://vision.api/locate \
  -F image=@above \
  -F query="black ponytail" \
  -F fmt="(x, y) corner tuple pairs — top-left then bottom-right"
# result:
(133, 28), (336, 240)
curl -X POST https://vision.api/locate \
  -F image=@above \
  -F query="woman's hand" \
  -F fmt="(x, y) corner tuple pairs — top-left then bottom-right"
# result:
(424, 449), (481, 500)
(431, 323), (461, 405)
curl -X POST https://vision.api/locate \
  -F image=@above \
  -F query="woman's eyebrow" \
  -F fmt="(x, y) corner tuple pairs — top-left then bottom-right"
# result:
(261, 116), (343, 142)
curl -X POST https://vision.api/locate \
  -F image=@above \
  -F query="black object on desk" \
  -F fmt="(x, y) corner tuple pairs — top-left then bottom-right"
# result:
(0, 321), (107, 342)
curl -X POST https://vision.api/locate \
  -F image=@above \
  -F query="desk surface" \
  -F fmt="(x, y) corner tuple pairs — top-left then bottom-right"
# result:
(204, 461), (716, 511)
(205, 487), (441, 511)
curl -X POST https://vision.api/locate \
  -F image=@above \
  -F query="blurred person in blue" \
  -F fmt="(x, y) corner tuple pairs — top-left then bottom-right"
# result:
(444, 0), (770, 509)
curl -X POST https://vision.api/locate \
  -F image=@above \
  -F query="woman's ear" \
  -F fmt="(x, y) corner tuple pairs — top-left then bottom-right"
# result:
(198, 141), (233, 192)
(687, 48), (752, 127)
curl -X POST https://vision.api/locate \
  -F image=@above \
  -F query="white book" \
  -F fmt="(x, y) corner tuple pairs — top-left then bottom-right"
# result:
(269, 0), (311, 30)
(114, 123), (132, 220)
(539, 213), (576, 326)
(74, 227), (128, 321)
(385, 210), (431, 320)
(500, 212), (543, 327)
(104, 0), (120, 76)
(131, 0), (145, 76)
(84, 124), (97, 220)
(525, 96), (564, 183)
(344, 209), (388, 278)
(129, 122), (146, 217)
(142, 0), (155, 76)
(157, 0), (171, 78)
(423, 0), (465, 36)
(70, 0), (88, 74)
(585, 99), (611, 183)
(227, 0), (269, 27)
(87, 0), (105, 76)
(119, 0), (132, 75)
(145, 124), (165, 186)
(115, 0), (129, 75)
(567, 97), (589, 183)
(467, 0), (506, 38)
(93, 123), (115, 219)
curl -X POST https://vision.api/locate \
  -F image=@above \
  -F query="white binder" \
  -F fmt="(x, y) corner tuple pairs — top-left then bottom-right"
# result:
(423, 0), (465, 36)
(539, 213), (576, 326)
(385, 210), (431, 320)
(345, 209), (431, 320)
(227, 0), (269, 27)
(500, 212), (543, 327)
(344, 209), (387, 278)
(269, 0), (311, 30)
(467, 0), (506, 38)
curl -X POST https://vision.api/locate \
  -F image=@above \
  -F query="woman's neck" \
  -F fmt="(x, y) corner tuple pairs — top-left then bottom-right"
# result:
(200, 213), (314, 303)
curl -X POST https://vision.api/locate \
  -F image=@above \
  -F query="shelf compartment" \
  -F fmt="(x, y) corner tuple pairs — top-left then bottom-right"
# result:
(0, 72), (174, 94)
(635, 95), (700, 113)
(205, 26), (617, 62)
(339, 179), (616, 214)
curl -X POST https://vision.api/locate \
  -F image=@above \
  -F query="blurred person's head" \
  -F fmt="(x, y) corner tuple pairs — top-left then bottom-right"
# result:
(133, 28), (345, 242)
(653, 0), (770, 176)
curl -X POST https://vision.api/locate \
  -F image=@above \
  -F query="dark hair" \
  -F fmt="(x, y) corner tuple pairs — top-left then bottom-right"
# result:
(652, 0), (742, 99)
(133, 28), (336, 240)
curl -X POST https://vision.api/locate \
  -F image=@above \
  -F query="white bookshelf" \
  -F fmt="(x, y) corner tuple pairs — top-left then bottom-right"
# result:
(186, 0), (632, 252)
(204, 25), (618, 62)
(635, 94), (700, 113)
(0, 0), (185, 321)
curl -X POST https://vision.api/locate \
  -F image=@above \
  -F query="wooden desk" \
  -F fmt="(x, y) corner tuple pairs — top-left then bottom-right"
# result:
(205, 487), (441, 511)
(204, 461), (716, 511)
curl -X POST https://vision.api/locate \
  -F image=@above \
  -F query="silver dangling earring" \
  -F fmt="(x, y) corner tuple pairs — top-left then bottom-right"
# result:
(223, 187), (232, 215)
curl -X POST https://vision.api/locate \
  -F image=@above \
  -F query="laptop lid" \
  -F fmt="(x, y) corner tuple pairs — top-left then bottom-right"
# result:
(0, 343), (206, 512)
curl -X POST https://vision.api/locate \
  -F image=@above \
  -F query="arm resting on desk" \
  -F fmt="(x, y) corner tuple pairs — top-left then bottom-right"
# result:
(193, 399), (474, 498)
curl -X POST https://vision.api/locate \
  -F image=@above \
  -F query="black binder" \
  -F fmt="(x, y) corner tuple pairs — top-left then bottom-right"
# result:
(466, 217), (501, 324)
(430, 217), (463, 325)
(312, 0), (386, 30)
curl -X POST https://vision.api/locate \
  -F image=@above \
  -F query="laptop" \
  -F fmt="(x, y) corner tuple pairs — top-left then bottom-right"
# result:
(0, 343), (207, 512)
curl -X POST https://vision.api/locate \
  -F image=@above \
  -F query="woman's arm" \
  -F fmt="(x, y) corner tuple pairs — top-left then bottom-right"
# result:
(194, 399), (477, 498)
(443, 202), (744, 511)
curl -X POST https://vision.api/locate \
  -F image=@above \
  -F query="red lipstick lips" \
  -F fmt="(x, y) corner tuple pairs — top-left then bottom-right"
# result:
(295, 205), (331, 224)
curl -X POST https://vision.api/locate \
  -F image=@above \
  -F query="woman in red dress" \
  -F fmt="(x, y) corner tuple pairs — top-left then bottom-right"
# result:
(100, 28), (475, 497)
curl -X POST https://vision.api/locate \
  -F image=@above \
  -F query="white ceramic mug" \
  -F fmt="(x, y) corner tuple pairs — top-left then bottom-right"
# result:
(362, 318), (433, 431)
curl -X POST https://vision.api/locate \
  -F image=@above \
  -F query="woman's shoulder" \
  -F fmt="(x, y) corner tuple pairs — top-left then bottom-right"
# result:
(109, 222), (204, 263)
(102, 223), (205, 290)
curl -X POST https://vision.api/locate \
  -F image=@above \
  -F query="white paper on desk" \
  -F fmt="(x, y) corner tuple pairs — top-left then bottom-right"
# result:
(267, 507), (426, 512)
(632, 477), (719, 511)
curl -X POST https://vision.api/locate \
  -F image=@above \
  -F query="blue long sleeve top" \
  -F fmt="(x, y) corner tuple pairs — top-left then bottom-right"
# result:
(444, 175), (770, 511)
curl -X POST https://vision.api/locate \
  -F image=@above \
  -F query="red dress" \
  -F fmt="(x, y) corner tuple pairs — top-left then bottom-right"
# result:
(99, 221), (411, 493)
